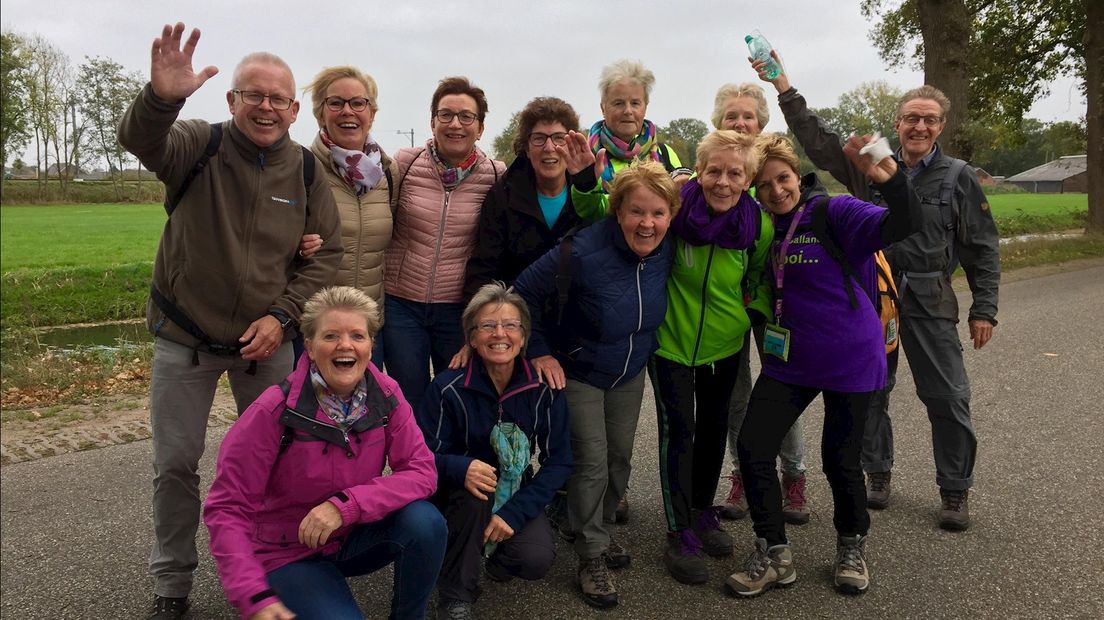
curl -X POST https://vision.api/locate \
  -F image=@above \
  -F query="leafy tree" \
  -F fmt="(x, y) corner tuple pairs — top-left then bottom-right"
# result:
(659, 118), (709, 168)
(492, 112), (520, 166)
(2, 31), (33, 197)
(78, 56), (144, 200)
(25, 34), (70, 197)
(811, 81), (903, 144)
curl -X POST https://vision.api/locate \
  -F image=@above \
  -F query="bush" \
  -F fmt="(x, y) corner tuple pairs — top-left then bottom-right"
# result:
(1, 179), (165, 204)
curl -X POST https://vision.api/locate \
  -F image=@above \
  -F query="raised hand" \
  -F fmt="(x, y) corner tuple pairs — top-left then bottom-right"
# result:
(150, 22), (219, 102)
(844, 133), (898, 183)
(748, 49), (790, 93)
(556, 131), (601, 177)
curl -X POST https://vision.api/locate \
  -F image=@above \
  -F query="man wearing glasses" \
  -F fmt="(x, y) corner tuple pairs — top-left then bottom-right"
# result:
(761, 60), (999, 534)
(118, 22), (341, 619)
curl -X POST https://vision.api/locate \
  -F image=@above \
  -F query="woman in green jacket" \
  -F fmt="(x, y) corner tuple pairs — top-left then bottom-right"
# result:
(649, 130), (773, 585)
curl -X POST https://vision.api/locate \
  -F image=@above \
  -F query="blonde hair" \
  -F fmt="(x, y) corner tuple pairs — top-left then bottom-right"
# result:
(752, 133), (802, 181)
(608, 159), (680, 219)
(710, 83), (770, 130)
(695, 130), (761, 178)
(300, 286), (381, 340)
(304, 66), (380, 127)
(599, 59), (656, 104)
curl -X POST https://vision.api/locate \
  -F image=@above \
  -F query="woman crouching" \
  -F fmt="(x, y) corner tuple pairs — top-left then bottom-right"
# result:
(204, 286), (445, 620)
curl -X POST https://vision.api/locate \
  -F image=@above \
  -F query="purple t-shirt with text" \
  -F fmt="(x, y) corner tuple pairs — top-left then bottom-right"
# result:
(763, 195), (888, 393)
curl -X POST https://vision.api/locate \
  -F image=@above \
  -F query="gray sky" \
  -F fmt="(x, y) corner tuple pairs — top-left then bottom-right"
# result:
(4, 0), (1086, 161)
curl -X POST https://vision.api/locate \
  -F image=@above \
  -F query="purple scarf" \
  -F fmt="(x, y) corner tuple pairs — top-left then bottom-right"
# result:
(670, 178), (760, 250)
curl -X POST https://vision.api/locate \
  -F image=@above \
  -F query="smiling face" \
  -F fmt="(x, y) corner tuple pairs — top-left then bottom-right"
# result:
(431, 93), (483, 166)
(755, 158), (802, 215)
(323, 77), (375, 151)
(719, 96), (762, 135)
(699, 148), (751, 213)
(304, 308), (373, 399)
(526, 120), (568, 189)
(227, 61), (299, 148)
(601, 80), (647, 142)
(616, 186), (671, 257)
(895, 97), (945, 166)
(469, 302), (525, 370)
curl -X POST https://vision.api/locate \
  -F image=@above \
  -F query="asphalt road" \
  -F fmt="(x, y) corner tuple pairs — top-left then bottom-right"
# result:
(3, 264), (1103, 619)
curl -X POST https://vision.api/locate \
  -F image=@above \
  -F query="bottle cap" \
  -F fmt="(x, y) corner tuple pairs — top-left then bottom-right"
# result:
(745, 35), (753, 43)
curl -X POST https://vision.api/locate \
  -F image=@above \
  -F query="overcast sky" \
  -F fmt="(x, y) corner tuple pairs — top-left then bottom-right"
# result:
(4, 0), (1087, 161)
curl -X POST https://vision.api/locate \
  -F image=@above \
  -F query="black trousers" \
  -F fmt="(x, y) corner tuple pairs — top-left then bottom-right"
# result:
(435, 488), (556, 603)
(651, 353), (741, 532)
(736, 375), (872, 546)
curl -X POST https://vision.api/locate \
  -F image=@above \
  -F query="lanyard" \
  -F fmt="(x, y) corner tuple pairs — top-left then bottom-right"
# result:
(770, 203), (807, 323)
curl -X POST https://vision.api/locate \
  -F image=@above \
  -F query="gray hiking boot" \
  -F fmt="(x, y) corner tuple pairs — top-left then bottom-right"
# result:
(691, 506), (734, 557)
(663, 529), (709, 585)
(834, 534), (870, 595)
(578, 557), (618, 608)
(437, 600), (475, 620)
(725, 537), (796, 597)
(782, 473), (810, 525)
(867, 471), (892, 510)
(939, 488), (970, 531)
(721, 472), (749, 520)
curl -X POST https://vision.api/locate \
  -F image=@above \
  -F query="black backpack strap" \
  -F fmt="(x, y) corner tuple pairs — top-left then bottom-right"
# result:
(395, 148), (426, 201)
(301, 145), (315, 205)
(657, 143), (676, 173)
(167, 123), (223, 215)
(939, 157), (968, 275)
(810, 199), (865, 310)
(554, 225), (586, 326)
(384, 166), (394, 206)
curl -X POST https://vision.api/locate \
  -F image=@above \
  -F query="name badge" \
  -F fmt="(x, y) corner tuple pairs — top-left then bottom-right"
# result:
(763, 323), (791, 362)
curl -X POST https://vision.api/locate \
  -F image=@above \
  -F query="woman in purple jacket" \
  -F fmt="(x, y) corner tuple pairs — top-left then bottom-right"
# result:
(204, 286), (445, 620)
(725, 135), (921, 598)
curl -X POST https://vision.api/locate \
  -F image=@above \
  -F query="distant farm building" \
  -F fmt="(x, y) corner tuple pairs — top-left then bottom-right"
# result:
(1006, 155), (1087, 193)
(973, 167), (998, 186)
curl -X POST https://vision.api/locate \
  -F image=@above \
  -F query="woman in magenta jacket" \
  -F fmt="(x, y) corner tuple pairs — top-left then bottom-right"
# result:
(204, 286), (445, 620)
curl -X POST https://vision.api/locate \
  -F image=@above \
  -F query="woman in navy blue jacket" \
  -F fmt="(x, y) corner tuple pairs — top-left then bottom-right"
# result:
(513, 160), (677, 609)
(417, 283), (572, 620)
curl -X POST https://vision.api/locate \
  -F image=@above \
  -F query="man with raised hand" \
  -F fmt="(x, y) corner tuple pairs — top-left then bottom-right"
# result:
(753, 54), (999, 533)
(118, 22), (341, 619)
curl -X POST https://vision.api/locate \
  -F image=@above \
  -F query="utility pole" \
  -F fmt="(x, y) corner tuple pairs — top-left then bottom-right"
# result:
(396, 129), (415, 148)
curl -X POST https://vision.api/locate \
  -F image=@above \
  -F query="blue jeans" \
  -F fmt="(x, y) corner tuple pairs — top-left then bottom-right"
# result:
(266, 500), (446, 620)
(382, 296), (465, 411)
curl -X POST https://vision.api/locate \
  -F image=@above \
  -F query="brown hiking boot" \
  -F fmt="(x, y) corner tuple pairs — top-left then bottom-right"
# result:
(867, 471), (892, 510)
(721, 472), (749, 520)
(939, 488), (970, 531)
(782, 473), (810, 525)
(578, 557), (619, 608)
(725, 537), (796, 597)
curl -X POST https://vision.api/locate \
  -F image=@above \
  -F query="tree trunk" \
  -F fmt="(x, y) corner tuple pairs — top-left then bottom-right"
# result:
(1087, 0), (1103, 234)
(917, 0), (973, 160)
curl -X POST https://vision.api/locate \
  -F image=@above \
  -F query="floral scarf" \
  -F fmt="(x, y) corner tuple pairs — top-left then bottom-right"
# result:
(670, 178), (761, 250)
(309, 362), (369, 429)
(319, 129), (384, 196)
(428, 139), (482, 191)
(588, 118), (662, 185)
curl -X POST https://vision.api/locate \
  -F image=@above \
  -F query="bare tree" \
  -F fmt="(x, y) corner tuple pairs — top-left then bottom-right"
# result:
(25, 34), (69, 199)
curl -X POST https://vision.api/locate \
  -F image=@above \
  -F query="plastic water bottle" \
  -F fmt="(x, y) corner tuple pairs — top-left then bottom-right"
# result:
(746, 30), (782, 80)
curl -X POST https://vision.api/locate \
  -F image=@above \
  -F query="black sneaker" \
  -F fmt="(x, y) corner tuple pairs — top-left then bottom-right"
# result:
(603, 541), (631, 570)
(147, 595), (189, 620)
(546, 490), (575, 542)
(691, 506), (734, 557)
(663, 529), (709, 585)
(867, 471), (892, 510)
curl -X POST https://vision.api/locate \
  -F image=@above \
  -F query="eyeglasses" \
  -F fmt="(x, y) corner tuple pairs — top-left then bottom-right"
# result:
(435, 109), (479, 125)
(232, 90), (294, 110)
(324, 96), (372, 112)
(476, 319), (523, 333)
(899, 114), (944, 127)
(529, 132), (568, 147)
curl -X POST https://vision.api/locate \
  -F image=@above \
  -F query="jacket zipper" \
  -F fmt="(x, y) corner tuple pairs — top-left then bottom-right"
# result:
(689, 245), (717, 365)
(427, 189), (451, 303)
(612, 259), (646, 387)
(354, 191), (364, 289)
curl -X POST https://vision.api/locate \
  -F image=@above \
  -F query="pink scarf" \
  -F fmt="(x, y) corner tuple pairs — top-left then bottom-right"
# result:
(320, 129), (385, 196)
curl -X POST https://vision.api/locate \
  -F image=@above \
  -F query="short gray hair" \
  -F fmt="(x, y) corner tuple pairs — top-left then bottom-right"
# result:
(300, 286), (381, 340)
(711, 83), (770, 130)
(897, 85), (951, 118)
(232, 52), (295, 92)
(462, 282), (531, 353)
(599, 59), (655, 104)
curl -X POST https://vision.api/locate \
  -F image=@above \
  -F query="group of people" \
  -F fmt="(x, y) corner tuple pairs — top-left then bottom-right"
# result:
(123, 20), (999, 620)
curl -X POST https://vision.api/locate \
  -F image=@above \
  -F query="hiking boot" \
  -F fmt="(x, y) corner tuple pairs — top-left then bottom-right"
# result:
(782, 473), (810, 525)
(725, 537), (796, 597)
(866, 471), (892, 510)
(663, 529), (709, 584)
(603, 541), (631, 570)
(834, 534), (870, 595)
(545, 490), (575, 542)
(437, 599), (475, 620)
(939, 488), (970, 531)
(606, 493), (630, 524)
(147, 596), (189, 620)
(721, 472), (749, 520)
(577, 557), (619, 608)
(691, 506), (734, 557)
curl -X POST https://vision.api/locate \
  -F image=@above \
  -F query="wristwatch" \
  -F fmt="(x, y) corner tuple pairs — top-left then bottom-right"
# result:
(268, 309), (294, 331)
